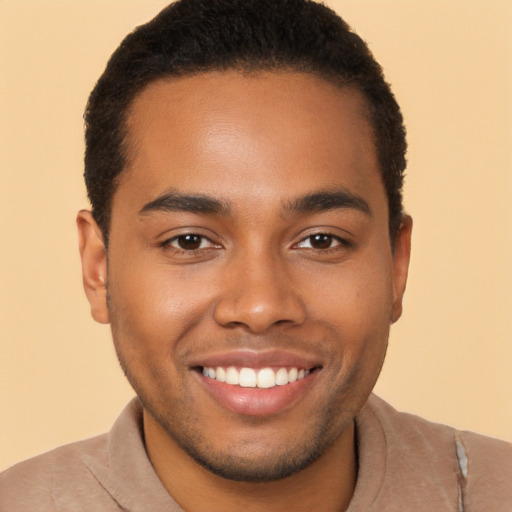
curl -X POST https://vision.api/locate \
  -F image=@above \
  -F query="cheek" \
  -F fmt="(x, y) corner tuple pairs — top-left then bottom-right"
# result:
(302, 252), (394, 370)
(303, 254), (394, 328)
(107, 255), (215, 357)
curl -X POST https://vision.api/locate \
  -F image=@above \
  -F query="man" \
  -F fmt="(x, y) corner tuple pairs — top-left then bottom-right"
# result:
(1, 0), (510, 510)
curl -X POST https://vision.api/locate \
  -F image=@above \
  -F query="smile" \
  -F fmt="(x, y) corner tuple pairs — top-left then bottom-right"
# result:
(201, 366), (312, 389)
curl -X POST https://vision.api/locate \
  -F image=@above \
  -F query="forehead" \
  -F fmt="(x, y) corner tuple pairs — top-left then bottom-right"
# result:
(116, 70), (384, 217)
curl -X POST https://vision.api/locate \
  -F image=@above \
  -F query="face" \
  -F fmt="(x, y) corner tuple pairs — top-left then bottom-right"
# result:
(78, 71), (411, 482)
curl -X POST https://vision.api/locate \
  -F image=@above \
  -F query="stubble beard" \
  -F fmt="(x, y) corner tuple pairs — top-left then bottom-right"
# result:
(113, 338), (356, 483)
(106, 292), (373, 484)
(139, 383), (353, 483)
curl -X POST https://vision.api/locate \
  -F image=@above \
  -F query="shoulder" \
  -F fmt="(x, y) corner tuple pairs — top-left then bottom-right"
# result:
(367, 394), (512, 452)
(0, 399), (151, 512)
(365, 395), (512, 509)
(456, 428), (512, 510)
(0, 434), (119, 512)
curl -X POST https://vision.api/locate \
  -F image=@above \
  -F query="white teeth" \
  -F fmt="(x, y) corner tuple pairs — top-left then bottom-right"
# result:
(239, 368), (257, 387)
(225, 366), (239, 385)
(202, 366), (312, 388)
(216, 367), (226, 382)
(275, 368), (289, 386)
(257, 368), (276, 388)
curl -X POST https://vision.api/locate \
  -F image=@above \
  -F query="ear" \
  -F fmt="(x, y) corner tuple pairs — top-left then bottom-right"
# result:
(391, 215), (412, 323)
(76, 210), (110, 324)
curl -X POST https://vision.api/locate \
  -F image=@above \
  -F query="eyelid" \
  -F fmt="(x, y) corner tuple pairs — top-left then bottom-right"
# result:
(167, 234), (216, 250)
(296, 234), (341, 248)
(157, 226), (352, 255)
(159, 230), (222, 252)
(292, 226), (353, 246)
(295, 233), (349, 249)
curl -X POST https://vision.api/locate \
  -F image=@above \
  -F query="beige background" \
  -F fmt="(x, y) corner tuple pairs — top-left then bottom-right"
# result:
(1, 0), (511, 471)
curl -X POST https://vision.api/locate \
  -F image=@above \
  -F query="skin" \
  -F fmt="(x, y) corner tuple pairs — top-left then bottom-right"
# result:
(77, 71), (412, 512)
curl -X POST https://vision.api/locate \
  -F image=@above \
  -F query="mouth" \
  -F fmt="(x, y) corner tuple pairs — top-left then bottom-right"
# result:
(198, 365), (316, 389)
(190, 351), (323, 416)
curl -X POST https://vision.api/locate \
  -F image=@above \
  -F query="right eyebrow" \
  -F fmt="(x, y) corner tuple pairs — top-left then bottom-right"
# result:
(138, 191), (231, 216)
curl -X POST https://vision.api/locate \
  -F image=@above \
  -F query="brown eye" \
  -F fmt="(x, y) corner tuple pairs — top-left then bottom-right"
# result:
(309, 234), (334, 249)
(162, 232), (221, 256)
(296, 233), (346, 251)
(176, 234), (203, 250)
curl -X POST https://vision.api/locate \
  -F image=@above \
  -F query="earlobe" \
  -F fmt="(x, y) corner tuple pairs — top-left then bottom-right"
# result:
(76, 210), (110, 324)
(391, 215), (413, 323)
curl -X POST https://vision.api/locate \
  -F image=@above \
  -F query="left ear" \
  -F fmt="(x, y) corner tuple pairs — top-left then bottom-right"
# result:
(390, 215), (412, 323)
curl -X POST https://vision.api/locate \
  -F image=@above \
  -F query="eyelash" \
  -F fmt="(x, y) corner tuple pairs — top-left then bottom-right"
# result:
(160, 231), (350, 255)
(161, 233), (219, 254)
(294, 232), (350, 252)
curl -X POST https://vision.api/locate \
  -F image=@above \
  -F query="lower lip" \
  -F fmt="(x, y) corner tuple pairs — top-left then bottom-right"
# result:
(197, 371), (318, 416)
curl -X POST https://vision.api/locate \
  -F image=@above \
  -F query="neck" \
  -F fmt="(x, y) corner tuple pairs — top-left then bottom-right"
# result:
(144, 410), (357, 512)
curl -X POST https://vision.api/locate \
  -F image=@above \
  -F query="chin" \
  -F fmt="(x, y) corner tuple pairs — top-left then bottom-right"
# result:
(167, 420), (339, 483)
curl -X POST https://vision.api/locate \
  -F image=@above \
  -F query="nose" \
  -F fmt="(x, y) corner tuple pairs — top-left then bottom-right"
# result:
(213, 251), (307, 333)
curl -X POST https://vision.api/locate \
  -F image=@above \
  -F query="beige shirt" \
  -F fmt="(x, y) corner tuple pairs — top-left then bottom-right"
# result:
(1, 395), (511, 511)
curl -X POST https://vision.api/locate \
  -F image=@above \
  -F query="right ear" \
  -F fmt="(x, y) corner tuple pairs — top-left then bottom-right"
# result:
(76, 210), (110, 324)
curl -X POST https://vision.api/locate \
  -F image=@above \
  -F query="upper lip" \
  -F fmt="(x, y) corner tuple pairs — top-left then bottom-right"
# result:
(189, 349), (322, 370)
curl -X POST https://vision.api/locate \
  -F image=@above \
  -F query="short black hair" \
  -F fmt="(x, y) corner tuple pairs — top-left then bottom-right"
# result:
(84, 0), (406, 243)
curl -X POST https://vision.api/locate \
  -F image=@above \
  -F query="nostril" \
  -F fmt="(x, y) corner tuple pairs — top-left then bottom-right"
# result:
(213, 295), (307, 333)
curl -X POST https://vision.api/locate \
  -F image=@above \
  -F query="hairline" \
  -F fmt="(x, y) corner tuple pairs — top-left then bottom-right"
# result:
(103, 66), (386, 245)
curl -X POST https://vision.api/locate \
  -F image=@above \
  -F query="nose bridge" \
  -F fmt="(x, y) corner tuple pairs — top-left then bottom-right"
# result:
(213, 244), (306, 332)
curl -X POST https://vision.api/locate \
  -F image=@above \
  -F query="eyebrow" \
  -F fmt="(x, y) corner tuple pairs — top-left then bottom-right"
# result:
(285, 188), (372, 217)
(139, 191), (230, 216)
(138, 187), (371, 218)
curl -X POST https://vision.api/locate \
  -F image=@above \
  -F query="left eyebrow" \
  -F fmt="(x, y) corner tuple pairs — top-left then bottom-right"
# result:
(285, 188), (372, 217)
